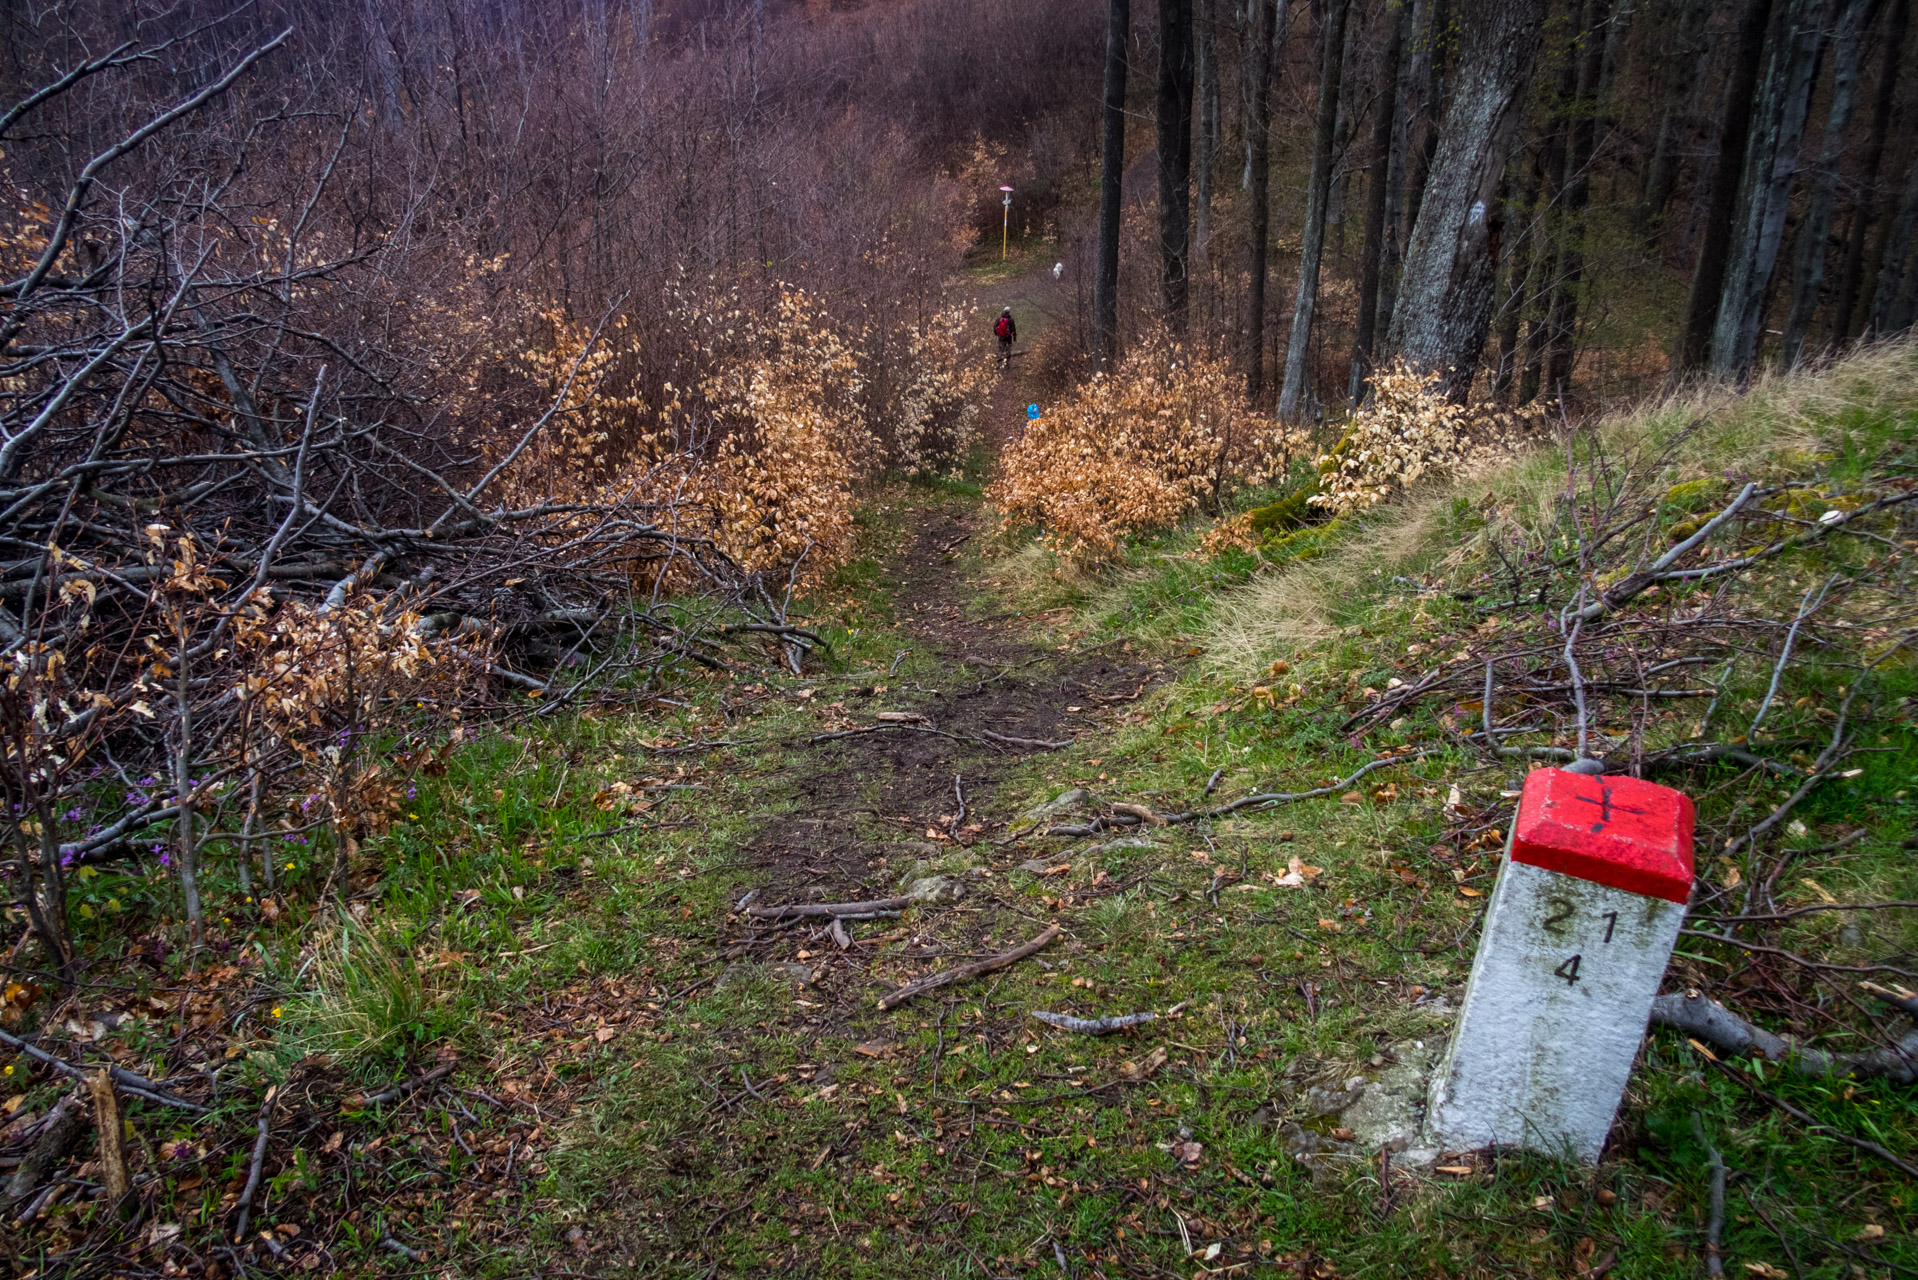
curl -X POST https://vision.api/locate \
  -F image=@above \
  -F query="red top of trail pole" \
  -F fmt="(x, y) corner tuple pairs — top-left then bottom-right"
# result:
(1510, 768), (1695, 903)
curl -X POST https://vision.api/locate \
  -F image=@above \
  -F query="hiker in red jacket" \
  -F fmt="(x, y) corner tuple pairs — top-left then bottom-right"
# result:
(994, 307), (1017, 366)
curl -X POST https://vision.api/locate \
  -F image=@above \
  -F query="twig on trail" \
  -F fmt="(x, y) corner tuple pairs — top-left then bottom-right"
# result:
(380, 1237), (422, 1262)
(808, 723), (974, 746)
(878, 924), (1061, 1011)
(978, 729), (1074, 750)
(940, 532), (972, 555)
(747, 896), (914, 920)
(890, 650), (911, 674)
(1030, 1010), (1157, 1034)
(953, 774), (967, 829)
(1204, 768), (1225, 797)
(1725, 684), (1860, 861)
(1695, 1049), (1918, 1179)
(352, 1062), (455, 1108)
(0, 1027), (206, 1111)
(232, 1086), (276, 1243)
(650, 739), (741, 755)
(1147, 749), (1444, 826)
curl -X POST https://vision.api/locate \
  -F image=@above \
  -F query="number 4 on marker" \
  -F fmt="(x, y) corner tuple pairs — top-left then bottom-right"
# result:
(1554, 955), (1582, 986)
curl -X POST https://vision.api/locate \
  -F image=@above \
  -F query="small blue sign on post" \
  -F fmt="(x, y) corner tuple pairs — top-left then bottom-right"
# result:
(1026, 404), (1041, 420)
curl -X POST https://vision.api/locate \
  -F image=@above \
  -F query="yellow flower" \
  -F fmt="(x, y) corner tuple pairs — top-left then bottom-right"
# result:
(4, 1064), (14, 1075)
(285, 862), (295, 871)
(271, 1007), (283, 1019)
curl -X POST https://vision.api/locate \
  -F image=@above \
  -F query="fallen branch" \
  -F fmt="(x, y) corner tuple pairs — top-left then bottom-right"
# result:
(4, 1092), (84, 1201)
(1158, 749), (1446, 824)
(746, 896), (914, 920)
(1649, 991), (1917, 1084)
(878, 924), (1061, 1011)
(352, 1062), (455, 1108)
(977, 729), (1074, 751)
(1696, 1050), (1918, 1180)
(0, 1027), (206, 1111)
(232, 1086), (276, 1243)
(1030, 1010), (1157, 1034)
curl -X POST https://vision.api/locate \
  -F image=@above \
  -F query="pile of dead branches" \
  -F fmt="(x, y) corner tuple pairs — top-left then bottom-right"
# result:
(0, 32), (793, 982)
(1344, 419), (1916, 1078)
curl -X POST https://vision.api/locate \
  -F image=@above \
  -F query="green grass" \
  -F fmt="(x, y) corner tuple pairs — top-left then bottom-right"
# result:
(11, 355), (1915, 1277)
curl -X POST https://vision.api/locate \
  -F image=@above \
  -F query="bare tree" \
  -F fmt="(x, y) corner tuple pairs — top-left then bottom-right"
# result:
(1243, 0), (1288, 399)
(1159, 0), (1196, 330)
(1096, 0), (1131, 368)
(1386, 0), (1550, 401)
(1781, 0), (1874, 368)
(1671, 0), (1774, 381)
(1831, 0), (1909, 341)
(1711, 0), (1825, 381)
(1278, 0), (1352, 422)
(1351, 0), (1409, 403)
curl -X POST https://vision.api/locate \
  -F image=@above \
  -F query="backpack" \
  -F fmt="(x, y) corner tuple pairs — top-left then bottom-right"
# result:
(994, 315), (1012, 339)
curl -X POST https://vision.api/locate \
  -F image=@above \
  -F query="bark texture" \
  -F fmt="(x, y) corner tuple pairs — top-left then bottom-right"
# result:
(1278, 0), (1352, 421)
(1672, 0), (1773, 381)
(1710, 0), (1824, 381)
(1095, 0), (1131, 369)
(1194, 0), (1221, 292)
(1385, 0), (1550, 402)
(1351, 1), (1408, 403)
(1243, 0), (1287, 399)
(1780, 0), (1872, 368)
(1831, 0), (1908, 340)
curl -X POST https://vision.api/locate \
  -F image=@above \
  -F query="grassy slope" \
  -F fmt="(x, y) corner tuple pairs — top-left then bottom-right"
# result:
(15, 353), (1913, 1278)
(337, 351), (1917, 1276)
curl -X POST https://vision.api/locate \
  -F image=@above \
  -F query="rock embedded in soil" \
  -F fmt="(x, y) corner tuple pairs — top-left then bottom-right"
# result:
(1023, 788), (1090, 822)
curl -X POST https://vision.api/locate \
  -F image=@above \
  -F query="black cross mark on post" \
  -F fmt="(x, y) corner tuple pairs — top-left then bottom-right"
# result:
(1573, 787), (1645, 833)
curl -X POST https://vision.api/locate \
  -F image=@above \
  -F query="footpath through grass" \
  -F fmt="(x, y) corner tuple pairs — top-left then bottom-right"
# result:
(6, 353), (1916, 1279)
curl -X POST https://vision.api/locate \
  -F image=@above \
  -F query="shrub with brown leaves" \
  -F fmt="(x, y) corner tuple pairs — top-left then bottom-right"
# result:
(1312, 363), (1538, 516)
(991, 341), (1297, 561)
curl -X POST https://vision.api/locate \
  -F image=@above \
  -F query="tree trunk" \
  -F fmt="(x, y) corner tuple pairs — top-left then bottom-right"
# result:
(1495, 150), (1546, 400)
(1709, 0), (1823, 381)
(1401, 0), (1451, 257)
(1159, 0), (1196, 329)
(1671, 0), (1773, 381)
(1351, 1), (1409, 403)
(1831, 0), (1908, 341)
(1380, 0), (1428, 340)
(1543, 0), (1611, 406)
(1095, 0), (1131, 368)
(1244, 0), (1288, 400)
(1278, 0), (1352, 421)
(1869, 157), (1918, 333)
(1194, 0), (1221, 301)
(1780, 0), (1872, 368)
(1387, 0), (1550, 402)
(1635, 0), (1713, 245)
(1520, 15), (1577, 408)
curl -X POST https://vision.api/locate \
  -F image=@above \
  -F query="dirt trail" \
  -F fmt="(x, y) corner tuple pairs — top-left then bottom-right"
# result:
(743, 398), (1154, 918)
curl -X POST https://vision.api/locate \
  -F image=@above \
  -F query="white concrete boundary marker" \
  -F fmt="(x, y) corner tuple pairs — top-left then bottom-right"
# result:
(1426, 767), (1694, 1161)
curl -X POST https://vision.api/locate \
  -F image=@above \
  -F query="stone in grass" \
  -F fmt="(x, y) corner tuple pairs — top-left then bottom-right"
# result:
(773, 962), (815, 987)
(1273, 1043), (1443, 1183)
(903, 875), (967, 904)
(895, 847), (987, 898)
(1022, 788), (1090, 823)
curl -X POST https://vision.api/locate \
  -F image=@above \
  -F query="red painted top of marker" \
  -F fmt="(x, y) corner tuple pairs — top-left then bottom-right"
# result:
(1509, 768), (1695, 903)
